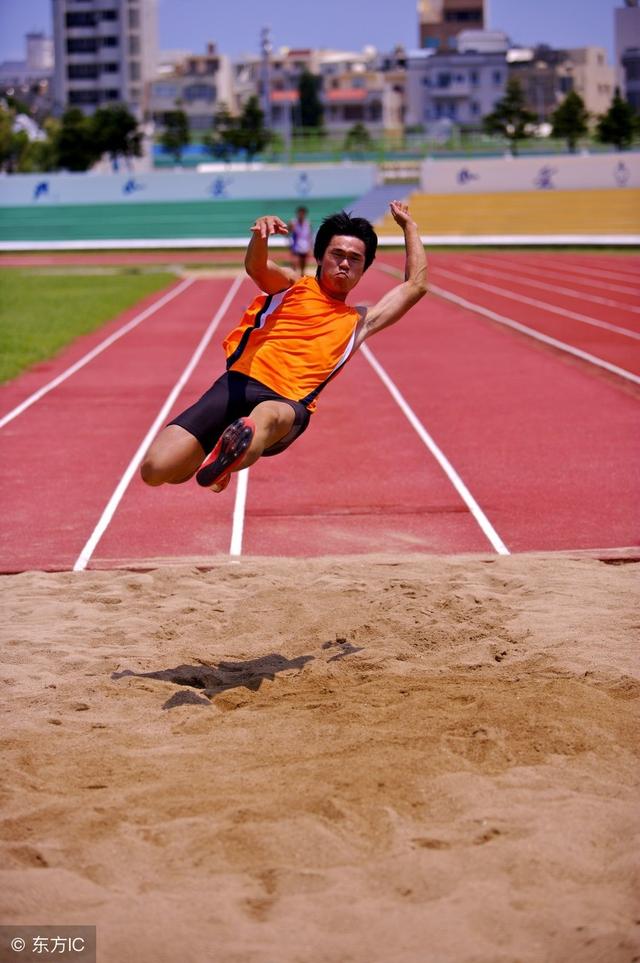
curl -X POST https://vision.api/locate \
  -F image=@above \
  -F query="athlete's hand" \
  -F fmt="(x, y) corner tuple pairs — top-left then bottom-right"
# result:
(389, 201), (416, 230)
(251, 215), (289, 239)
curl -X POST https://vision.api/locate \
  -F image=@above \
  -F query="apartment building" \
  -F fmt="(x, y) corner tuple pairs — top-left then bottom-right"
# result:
(615, 0), (640, 95)
(405, 32), (508, 129)
(233, 45), (403, 136)
(52, 0), (157, 116)
(508, 45), (615, 122)
(566, 48), (615, 117)
(148, 44), (234, 130)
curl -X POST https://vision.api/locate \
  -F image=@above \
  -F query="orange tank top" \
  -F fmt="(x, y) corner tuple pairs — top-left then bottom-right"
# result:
(222, 276), (360, 411)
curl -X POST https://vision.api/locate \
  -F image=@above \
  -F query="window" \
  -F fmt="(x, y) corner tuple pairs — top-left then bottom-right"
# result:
(368, 100), (382, 121)
(470, 70), (479, 86)
(437, 73), (451, 88)
(559, 76), (573, 93)
(493, 70), (503, 85)
(344, 104), (364, 120)
(67, 37), (98, 54)
(102, 62), (119, 73)
(129, 36), (140, 55)
(184, 83), (216, 102)
(470, 100), (480, 115)
(129, 61), (141, 81)
(444, 8), (482, 21)
(69, 89), (100, 104)
(128, 8), (139, 28)
(153, 83), (178, 98)
(101, 10), (118, 21)
(65, 11), (97, 27)
(129, 86), (140, 101)
(104, 88), (120, 100)
(68, 63), (99, 79)
(102, 36), (119, 48)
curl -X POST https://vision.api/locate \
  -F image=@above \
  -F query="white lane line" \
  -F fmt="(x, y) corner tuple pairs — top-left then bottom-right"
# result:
(0, 277), (194, 430)
(229, 468), (249, 557)
(360, 343), (509, 555)
(73, 273), (244, 572)
(450, 258), (640, 316)
(521, 257), (640, 286)
(462, 253), (640, 297)
(376, 263), (640, 386)
(432, 265), (640, 340)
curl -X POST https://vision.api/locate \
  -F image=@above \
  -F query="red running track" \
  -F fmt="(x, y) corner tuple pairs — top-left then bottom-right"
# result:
(1, 254), (638, 571)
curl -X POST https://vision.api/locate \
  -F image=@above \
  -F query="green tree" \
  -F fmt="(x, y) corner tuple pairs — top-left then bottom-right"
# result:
(160, 108), (190, 164)
(343, 122), (372, 152)
(229, 96), (271, 160)
(0, 106), (18, 171)
(596, 88), (638, 151)
(16, 121), (60, 172)
(54, 107), (100, 171)
(203, 102), (236, 161)
(91, 104), (142, 167)
(297, 70), (324, 129)
(550, 90), (590, 153)
(483, 77), (536, 155)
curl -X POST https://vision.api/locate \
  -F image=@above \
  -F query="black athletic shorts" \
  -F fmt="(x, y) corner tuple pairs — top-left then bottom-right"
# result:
(168, 371), (311, 457)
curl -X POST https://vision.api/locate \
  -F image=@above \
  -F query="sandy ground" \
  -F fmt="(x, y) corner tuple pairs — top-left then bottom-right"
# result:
(1, 554), (639, 963)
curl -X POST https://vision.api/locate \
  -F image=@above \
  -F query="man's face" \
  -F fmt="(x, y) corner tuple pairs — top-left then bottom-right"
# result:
(318, 235), (367, 298)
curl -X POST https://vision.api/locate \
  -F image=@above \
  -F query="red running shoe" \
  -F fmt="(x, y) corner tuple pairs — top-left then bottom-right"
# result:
(196, 417), (256, 490)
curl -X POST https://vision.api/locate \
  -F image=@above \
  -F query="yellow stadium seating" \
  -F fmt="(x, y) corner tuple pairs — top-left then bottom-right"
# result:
(375, 188), (640, 236)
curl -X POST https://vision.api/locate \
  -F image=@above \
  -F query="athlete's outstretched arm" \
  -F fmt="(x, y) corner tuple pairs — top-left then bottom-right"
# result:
(245, 215), (298, 294)
(355, 202), (427, 346)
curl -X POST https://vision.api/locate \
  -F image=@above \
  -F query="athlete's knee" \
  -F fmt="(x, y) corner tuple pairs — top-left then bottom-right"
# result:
(253, 400), (294, 433)
(140, 456), (169, 486)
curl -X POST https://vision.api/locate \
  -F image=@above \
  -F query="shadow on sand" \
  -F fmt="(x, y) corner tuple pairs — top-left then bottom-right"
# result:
(112, 645), (361, 710)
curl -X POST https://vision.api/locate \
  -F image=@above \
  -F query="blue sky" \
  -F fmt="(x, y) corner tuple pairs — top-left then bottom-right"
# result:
(0, 0), (621, 63)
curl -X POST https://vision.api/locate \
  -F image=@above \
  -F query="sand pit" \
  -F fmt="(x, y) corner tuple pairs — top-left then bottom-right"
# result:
(1, 554), (638, 963)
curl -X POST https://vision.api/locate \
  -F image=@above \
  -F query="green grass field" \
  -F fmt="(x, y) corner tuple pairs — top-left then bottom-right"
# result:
(0, 269), (176, 383)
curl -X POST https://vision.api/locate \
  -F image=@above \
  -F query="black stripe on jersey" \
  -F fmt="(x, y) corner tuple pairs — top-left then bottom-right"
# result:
(225, 294), (273, 370)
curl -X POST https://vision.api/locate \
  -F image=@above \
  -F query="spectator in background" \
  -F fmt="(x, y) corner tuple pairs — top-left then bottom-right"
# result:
(288, 206), (313, 275)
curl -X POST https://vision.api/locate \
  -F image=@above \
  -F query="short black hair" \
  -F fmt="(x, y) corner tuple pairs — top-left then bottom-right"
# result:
(313, 210), (378, 271)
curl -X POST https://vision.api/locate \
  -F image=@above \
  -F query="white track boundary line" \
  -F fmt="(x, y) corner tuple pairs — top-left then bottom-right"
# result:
(535, 257), (640, 284)
(0, 277), (194, 430)
(376, 263), (640, 386)
(433, 265), (640, 340)
(73, 273), (244, 572)
(450, 258), (640, 318)
(360, 343), (509, 555)
(465, 253), (640, 297)
(229, 469), (249, 557)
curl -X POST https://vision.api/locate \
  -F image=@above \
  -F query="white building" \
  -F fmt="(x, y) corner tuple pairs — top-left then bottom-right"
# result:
(148, 44), (234, 131)
(0, 32), (54, 87)
(405, 32), (508, 129)
(51, 0), (157, 116)
(614, 1), (640, 94)
(565, 48), (615, 118)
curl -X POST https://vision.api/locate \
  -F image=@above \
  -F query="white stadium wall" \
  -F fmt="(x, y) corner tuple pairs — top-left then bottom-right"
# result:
(0, 164), (377, 207)
(420, 153), (640, 194)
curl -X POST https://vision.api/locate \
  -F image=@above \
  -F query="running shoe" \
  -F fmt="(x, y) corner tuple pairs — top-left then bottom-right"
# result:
(196, 417), (256, 490)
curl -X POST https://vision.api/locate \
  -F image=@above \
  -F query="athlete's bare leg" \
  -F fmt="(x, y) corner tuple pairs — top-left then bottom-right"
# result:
(140, 425), (205, 487)
(140, 401), (295, 487)
(236, 400), (295, 469)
